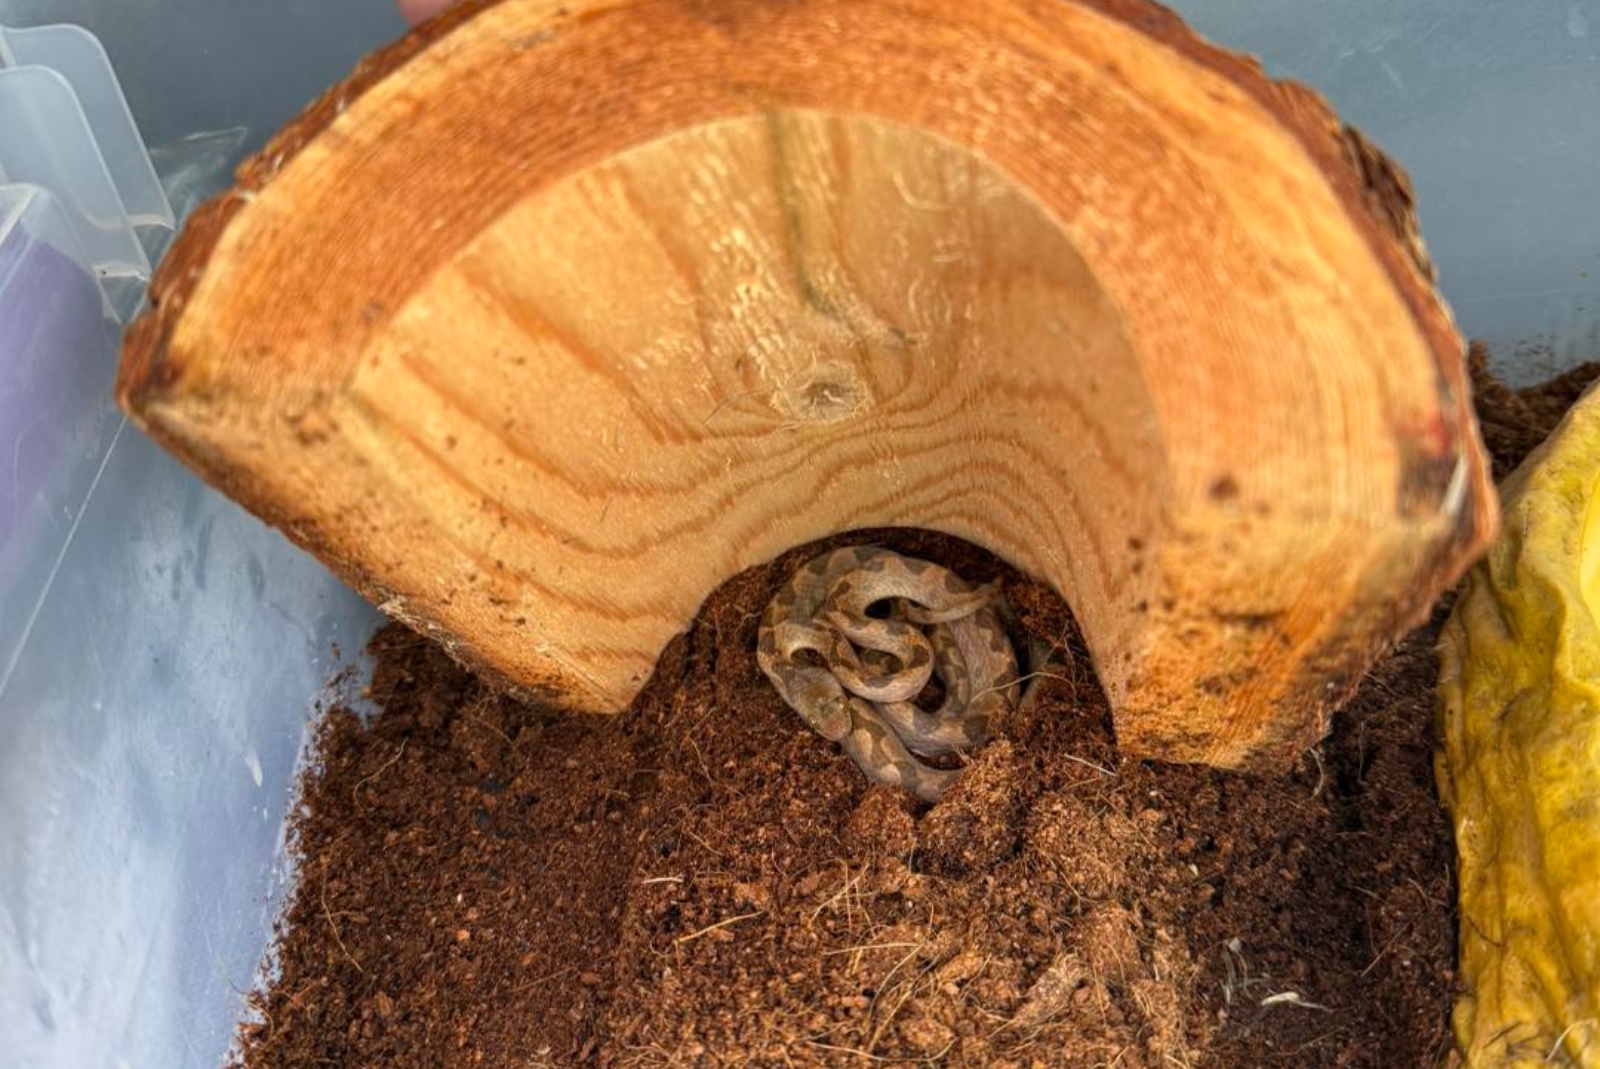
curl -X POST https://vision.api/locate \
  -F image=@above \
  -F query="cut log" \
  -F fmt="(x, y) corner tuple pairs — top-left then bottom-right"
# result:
(117, 0), (1496, 769)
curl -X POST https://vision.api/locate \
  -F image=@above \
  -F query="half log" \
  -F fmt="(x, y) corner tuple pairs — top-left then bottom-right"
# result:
(117, 0), (1496, 768)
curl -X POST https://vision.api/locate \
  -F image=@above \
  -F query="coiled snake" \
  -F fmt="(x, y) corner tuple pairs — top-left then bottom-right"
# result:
(756, 546), (1021, 801)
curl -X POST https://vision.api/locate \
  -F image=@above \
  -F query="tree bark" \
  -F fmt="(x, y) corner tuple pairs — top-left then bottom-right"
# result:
(118, 0), (1497, 769)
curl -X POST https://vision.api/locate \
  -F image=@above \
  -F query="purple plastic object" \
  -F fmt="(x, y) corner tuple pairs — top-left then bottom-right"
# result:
(0, 219), (121, 607)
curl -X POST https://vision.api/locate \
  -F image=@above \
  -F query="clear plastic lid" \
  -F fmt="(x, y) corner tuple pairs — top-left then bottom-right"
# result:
(0, 20), (175, 316)
(0, 23), (174, 231)
(0, 65), (150, 284)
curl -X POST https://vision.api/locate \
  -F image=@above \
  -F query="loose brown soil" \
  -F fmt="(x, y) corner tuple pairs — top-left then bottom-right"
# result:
(236, 358), (1596, 1069)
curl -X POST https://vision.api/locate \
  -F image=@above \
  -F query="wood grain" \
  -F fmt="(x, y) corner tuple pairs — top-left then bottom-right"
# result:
(118, 0), (1496, 768)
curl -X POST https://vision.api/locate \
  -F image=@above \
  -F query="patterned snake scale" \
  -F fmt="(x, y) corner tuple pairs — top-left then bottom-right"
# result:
(756, 545), (1021, 802)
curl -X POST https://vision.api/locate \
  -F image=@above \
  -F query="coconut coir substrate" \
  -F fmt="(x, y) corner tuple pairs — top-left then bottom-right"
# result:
(234, 350), (1598, 1069)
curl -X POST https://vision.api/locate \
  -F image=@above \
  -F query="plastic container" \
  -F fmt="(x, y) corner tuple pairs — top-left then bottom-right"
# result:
(0, 6), (395, 1069)
(1174, 0), (1600, 381)
(0, 3), (1595, 1069)
(0, 23), (174, 232)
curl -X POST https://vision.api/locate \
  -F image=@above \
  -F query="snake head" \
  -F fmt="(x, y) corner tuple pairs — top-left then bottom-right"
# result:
(792, 680), (854, 742)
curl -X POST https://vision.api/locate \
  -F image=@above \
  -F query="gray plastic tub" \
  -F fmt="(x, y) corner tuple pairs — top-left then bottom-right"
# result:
(1, 2), (1595, 1067)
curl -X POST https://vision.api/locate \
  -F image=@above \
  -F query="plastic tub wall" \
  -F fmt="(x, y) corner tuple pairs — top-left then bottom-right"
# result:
(0, 5), (398, 1069)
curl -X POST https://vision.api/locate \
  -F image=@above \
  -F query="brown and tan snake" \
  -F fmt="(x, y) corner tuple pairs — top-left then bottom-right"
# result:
(756, 546), (1021, 801)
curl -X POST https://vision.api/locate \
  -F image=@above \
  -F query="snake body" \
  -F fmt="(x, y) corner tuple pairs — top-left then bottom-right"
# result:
(756, 546), (1020, 801)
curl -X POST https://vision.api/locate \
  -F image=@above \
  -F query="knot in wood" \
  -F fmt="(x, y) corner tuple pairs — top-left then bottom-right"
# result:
(777, 360), (870, 424)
